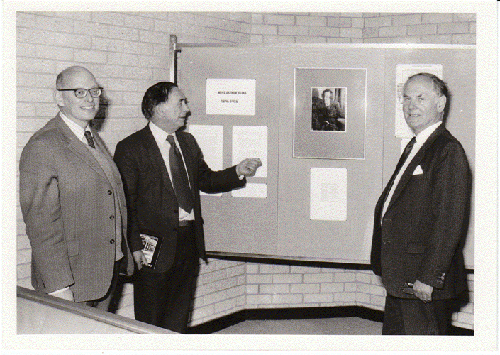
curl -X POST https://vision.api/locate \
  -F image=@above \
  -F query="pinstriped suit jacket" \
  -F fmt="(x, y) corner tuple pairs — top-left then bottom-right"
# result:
(19, 114), (133, 302)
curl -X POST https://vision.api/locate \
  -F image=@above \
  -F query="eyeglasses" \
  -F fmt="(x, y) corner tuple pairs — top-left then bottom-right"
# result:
(57, 87), (103, 98)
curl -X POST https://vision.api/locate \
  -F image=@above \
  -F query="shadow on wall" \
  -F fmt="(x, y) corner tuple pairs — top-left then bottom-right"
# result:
(91, 89), (110, 132)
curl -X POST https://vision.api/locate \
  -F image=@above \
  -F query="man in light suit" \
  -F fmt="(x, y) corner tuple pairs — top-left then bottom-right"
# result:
(370, 73), (472, 335)
(19, 66), (133, 310)
(113, 82), (261, 333)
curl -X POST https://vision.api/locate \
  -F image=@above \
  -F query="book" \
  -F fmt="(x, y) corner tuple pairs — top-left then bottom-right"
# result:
(140, 233), (162, 268)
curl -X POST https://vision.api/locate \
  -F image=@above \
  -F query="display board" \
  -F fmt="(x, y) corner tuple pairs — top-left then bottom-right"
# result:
(177, 44), (475, 268)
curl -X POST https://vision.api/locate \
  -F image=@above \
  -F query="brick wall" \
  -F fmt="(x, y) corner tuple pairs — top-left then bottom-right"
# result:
(16, 11), (475, 331)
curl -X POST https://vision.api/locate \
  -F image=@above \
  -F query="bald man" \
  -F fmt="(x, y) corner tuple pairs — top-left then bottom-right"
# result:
(370, 73), (472, 334)
(19, 66), (133, 310)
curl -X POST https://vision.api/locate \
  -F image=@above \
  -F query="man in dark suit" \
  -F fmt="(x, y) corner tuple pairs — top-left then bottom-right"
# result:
(113, 82), (261, 333)
(370, 73), (472, 335)
(19, 66), (134, 309)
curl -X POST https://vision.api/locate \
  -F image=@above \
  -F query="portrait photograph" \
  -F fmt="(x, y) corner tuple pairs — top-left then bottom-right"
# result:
(311, 87), (346, 132)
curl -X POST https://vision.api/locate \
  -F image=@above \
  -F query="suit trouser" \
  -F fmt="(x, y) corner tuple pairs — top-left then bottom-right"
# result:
(134, 224), (200, 333)
(382, 295), (453, 335)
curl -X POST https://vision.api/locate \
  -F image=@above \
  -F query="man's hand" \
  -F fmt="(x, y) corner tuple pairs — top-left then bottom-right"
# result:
(413, 280), (433, 302)
(133, 250), (148, 270)
(236, 158), (262, 177)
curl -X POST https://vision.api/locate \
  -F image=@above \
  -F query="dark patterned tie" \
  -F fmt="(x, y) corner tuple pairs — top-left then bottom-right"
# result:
(167, 135), (194, 213)
(84, 130), (95, 148)
(382, 136), (417, 206)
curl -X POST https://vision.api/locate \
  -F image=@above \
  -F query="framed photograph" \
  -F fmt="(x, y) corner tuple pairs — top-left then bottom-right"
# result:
(294, 68), (366, 159)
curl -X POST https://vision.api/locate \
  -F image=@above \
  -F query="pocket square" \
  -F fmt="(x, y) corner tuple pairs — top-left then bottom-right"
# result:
(412, 165), (424, 175)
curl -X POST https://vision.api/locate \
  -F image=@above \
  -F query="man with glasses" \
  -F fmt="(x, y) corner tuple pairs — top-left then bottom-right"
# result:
(19, 66), (134, 310)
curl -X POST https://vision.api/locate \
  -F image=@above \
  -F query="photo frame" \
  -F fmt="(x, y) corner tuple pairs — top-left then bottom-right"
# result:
(293, 68), (367, 159)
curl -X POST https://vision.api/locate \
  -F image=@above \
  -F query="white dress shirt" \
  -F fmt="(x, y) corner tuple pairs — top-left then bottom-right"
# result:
(149, 122), (195, 221)
(60, 112), (93, 146)
(382, 121), (442, 217)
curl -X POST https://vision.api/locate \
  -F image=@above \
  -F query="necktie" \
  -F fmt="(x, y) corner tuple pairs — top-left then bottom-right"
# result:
(167, 135), (194, 213)
(382, 136), (417, 206)
(84, 130), (95, 148)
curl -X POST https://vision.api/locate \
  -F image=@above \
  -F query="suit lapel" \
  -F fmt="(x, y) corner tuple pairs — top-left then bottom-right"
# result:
(387, 125), (445, 210)
(54, 114), (107, 180)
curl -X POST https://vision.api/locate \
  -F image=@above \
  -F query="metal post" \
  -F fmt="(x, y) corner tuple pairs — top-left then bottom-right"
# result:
(169, 35), (178, 84)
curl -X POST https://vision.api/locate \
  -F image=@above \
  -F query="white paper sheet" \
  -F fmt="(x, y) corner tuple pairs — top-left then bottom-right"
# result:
(232, 126), (267, 178)
(310, 168), (347, 221)
(206, 79), (256, 116)
(395, 64), (443, 138)
(231, 183), (267, 198)
(188, 124), (224, 197)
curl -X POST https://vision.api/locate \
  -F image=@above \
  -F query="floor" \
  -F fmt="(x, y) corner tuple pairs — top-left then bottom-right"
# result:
(215, 317), (382, 335)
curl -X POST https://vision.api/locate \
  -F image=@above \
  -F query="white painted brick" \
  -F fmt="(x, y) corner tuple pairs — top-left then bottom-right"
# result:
(341, 13), (363, 18)
(17, 57), (56, 74)
(74, 49), (107, 64)
(17, 278), (32, 289)
(251, 24), (278, 36)
(107, 25), (140, 41)
(452, 34), (475, 45)
(304, 273), (333, 283)
(247, 274), (273, 284)
(407, 24), (438, 36)
(393, 14), (421, 26)
(453, 14), (476, 22)
(379, 25), (407, 37)
(308, 27), (340, 38)
(364, 16), (391, 28)
(197, 268), (227, 285)
(92, 12), (125, 26)
(122, 41), (154, 56)
(16, 118), (47, 132)
(272, 274), (302, 284)
(290, 284), (320, 294)
(16, 103), (36, 117)
(304, 293), (333, 303)
(191, 304), (215, 320)
(296, 15), (326, 27)
(356, 292), (371, 304)
(420, 35), (452, 44)
(227, 285), (245, 299)
(363, 27), (379, 38)
(345, 283), (357, 292)
(226, 265), (245, 278)
(201, 290), (228, 306)
(328, 17), (352, 28)
(139, 29), (170, 44)
(16, 12), (37, 28)
(352, 18), (365, 28)
(17, 235), (31, 250)
(290, 266), (320, 274)
(107, 52), (139, 66)
(438, 22), (469, 34)
(264, 14), (295, 26)
(422, 13), (453, 24)
(320, 283), (344, 293)
(35, 103), (58, 117)
(470, 22), (476, 34)
(214, 298), (237, 314)
(246, 294), (273, 305)
(260, 284), (290, 294)
(246, 285), (258, 294)
(251, 13), (264, 24)
(124, 14), (155, 30)
(17, 43), (37, 57)
(35, 15), (74, 33)
(17, 88), (54, 103)
(17, 263), (30, 280)
(371, 295), (386, 308)
(334, 292), (356, 303)
(340, 27), (363, 38)
(272, 294), (302, 304)
(259, 264), (290, 274)
(263, 35), (295, 44)
(278, 26), (309, 36)
(334, 272), (356, 283)
(355, 272), (372, 284)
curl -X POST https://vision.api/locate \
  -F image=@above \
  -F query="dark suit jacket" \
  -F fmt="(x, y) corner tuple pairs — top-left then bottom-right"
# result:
(113, 124), (246, 273)
(19, 114), (134, 302)
(370, 124), (472, 299)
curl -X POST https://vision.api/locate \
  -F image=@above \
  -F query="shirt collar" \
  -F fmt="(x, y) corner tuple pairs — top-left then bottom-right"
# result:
(414, 121), (442, 146)
(60, 112), (89, 142)
(149, 121), (178, 145)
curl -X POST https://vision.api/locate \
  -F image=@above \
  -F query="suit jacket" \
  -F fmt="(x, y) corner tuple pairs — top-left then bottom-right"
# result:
(113, 124), (246, 273)
(370, 124), (472, 299)
(19, 114), (134, 302)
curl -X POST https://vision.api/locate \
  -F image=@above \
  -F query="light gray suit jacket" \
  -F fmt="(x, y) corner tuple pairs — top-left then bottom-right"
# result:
(19, 114), (133, 302)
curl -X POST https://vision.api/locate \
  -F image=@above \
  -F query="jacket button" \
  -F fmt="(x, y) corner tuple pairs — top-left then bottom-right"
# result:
(110, 239), (115, 244)
(109, 215), (115, 220)
(108, 190), (112, 195)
